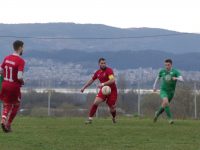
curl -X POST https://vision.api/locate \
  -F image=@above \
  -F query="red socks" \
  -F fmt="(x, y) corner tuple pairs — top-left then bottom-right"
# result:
(111, 110), (116, 118)
(7, 104), (20, 126)
(89, 104), (98, 117)
(2, 104), (12, 123)
(1, 103), (20, 127)
(89, 104), (116, 119)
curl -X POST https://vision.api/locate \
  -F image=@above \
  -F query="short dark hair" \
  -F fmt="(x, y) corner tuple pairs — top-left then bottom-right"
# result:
(98, 57), (106, 63)
(13, 40), (24, 51)
(165, 59), (173, 64)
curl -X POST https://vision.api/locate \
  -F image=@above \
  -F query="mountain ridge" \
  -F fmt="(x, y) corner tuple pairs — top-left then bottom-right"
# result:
(0, 23), (200, 58)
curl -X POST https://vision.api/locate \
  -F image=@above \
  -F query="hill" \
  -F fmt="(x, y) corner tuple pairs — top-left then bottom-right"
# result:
(0, 23), (200, 59)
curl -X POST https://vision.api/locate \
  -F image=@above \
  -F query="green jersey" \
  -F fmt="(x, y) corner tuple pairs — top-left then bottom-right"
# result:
(0, 75), (3, 91)
(159, 68), (181, 92)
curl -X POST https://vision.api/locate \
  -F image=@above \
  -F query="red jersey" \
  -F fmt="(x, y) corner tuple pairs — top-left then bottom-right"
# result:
(92, 67), (117, 90)
(1, 53), (25, 87)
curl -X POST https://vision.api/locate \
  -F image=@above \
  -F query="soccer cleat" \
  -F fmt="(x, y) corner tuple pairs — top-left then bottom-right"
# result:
(153, 116), (158, 123)
(85, 119), (92, 124)
(1, 118), (9, 133)
(168, 119), (174, 125)
(112, 117), (116, 124)
(153, 112), (158, 123)
(1, 123), (9, 133)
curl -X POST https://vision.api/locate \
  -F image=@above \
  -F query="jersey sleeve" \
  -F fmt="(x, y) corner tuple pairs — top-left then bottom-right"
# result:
(0, 75), (3, 91)
(158, 70), (162, 78)
(1, 58), (6, 69)
(92, 71), (98, 80)
(18, 59), (25, 72)
(107, 68), (115, 79)
(175, 69), (181, 77)
(0, 58), (6, 74)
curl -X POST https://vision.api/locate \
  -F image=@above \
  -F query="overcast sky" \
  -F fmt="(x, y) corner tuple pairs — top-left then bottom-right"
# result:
(0, 0), (199, 33)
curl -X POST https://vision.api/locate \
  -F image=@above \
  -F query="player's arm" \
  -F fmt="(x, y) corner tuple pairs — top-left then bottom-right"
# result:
(153, 76), (160, 92)
(100, 75), (115, 87)
(98, 68), (116, 88)
(172, 76), (184, 82)
(0, 60), (5, 75)
(0, 67), (3, 75)
(81, 71), (98, 92)
(18, 71), (24, 85)
(172, 70), (184, 82)
(81, 78), (95, 93)
(18, 60), (25, 85)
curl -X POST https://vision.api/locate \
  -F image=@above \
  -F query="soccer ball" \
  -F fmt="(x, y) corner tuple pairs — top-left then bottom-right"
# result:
(102, 86), (111, 96)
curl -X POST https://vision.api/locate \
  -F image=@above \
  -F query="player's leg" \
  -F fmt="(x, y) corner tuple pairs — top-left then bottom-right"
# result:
(154, 91), (167, 122)
(154, 107), (164, 121)
(165, 93), (174, 124)
(86, 96), (104, 124)
(0, 85), (12, 132)
(109, 105), (117, 123)
(107, 90), (117, 123)
(162, 97), (173, 124)
(7, 102), (20, 131)
(7, 91), (21, 131)
(1, 103), (12, 132)
(1, 85), (21, 132)
(89, 97), (104, 118)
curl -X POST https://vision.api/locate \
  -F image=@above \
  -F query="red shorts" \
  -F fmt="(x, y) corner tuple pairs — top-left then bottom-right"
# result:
(96, 88), (118, 108)
(0, 82), (21, 104)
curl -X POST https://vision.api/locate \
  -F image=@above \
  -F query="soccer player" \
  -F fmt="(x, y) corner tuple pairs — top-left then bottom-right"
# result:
(81, 58), (118, 124)
(153, 59), (183, 124)
(0, 72), (3, 113)
(0, 40), (25, 132)
(0, 72), (3, 91)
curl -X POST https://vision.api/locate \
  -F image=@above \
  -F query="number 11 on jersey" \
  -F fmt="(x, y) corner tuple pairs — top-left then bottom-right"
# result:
(4, 65), (14, 82)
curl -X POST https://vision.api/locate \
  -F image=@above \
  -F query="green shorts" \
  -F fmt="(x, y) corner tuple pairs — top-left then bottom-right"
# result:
(160, 90), (175, 102)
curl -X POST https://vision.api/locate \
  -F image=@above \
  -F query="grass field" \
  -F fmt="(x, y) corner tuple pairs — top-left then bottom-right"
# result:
(0, 117), (199, 150)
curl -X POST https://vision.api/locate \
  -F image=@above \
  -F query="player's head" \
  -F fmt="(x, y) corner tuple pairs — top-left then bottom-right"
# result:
(98, 57), (107, 70)
(165, 59), (172, 70)
(13, 40), (24, 56)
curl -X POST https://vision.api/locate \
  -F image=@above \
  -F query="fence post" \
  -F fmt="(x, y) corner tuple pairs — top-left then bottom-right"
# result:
(48, 90), (52, 116)
(194, 83), (197, 119)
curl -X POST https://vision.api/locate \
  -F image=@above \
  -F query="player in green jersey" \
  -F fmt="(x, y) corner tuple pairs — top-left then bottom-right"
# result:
(153, 59), (184, 124)
(0, 73), (3, 113)
(0, 74), (2, 91)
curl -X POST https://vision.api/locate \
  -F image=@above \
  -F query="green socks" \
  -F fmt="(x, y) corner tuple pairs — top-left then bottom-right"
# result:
(156, 107), (165, 118)
(164, 106), (172, 119)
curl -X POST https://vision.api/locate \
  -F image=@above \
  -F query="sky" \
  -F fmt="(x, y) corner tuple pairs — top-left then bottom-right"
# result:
(0, 0), (199, 33)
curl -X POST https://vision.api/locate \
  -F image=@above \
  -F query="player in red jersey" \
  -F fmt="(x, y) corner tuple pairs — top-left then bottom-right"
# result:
(0, 40), (25, 133)
(81, 58), (118, 124)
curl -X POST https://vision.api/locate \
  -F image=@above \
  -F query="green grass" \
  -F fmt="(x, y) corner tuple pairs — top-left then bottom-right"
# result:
(0, 117), (200, 150)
